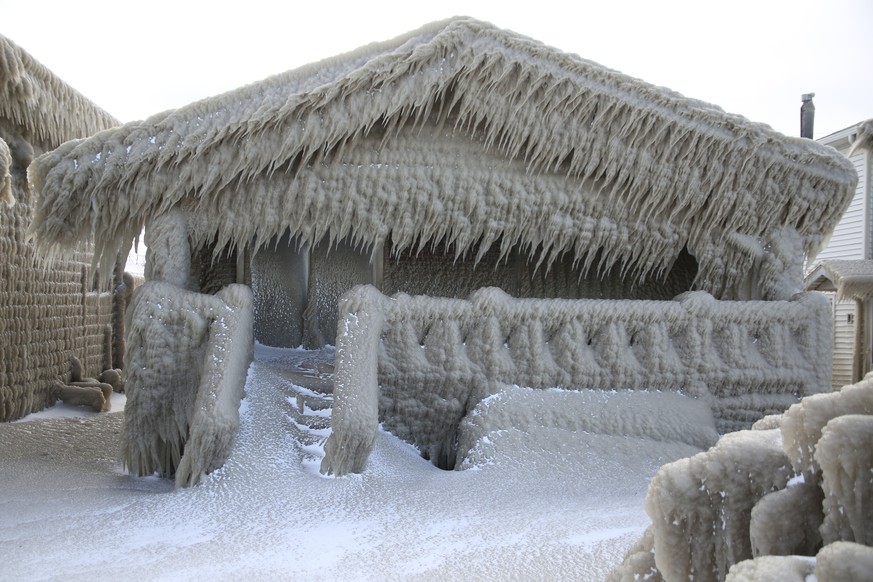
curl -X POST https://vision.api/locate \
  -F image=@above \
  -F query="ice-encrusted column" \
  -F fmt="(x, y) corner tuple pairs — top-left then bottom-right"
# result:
(123, 209), (253, 487)
(320, 285), (384, 476)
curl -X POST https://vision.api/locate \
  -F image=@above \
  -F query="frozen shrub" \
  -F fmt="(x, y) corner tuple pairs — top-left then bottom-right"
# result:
(606, 527), (661, 582)
(815, 414), (873, 546)
(645, 429), (792, 582)
(815, 541), (873, 582)
(724, 555), (815, 582)
(781, 375), (873, 479)
(749, 480), (823, 556)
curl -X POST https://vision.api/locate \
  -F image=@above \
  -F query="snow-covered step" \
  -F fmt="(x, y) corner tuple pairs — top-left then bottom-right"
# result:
(295, 392), (333, 414)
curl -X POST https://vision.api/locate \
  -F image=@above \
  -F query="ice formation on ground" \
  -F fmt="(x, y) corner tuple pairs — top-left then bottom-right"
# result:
(0, 345), (697, 581)
(322, 284), (831, 475)
(611, 372), (873, 581)
(123, 211), (253, 488)
(27, 18), (856, 302)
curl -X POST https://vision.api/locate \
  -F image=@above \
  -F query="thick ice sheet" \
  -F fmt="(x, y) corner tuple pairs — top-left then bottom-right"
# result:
(0, 346), (700, 581)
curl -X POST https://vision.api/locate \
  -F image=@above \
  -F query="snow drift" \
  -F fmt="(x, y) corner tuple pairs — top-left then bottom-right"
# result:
(456, 385), (719, 470)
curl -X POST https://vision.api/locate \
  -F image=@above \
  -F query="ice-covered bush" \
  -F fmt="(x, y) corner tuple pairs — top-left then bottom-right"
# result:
(612, 373), (873, 581)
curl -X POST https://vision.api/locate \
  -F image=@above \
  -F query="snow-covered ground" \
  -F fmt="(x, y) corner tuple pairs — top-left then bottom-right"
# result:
(0, 345), (703, 581)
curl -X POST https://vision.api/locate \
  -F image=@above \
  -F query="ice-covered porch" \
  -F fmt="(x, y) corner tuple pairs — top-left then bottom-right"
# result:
(1, 343), (692, 580)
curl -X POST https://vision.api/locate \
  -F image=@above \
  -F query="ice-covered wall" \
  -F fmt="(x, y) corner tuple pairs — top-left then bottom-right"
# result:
(0, 138), (113, 422)
(190, 243), (249, 295)
(382, 242), (699, 301)
(0, 138), (11, 206)
(123, 211), (253, 487)
(307, 239), (374, 347)
(251, 235), (308, 348)
(382, 241), (520, 299)
(611, 372), (873, 582)
(321, 285), (831, 475)
(0, 35), (119, 422)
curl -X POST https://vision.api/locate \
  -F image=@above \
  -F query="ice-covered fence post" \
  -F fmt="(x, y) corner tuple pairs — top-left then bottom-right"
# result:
(321, 285), (385, 476)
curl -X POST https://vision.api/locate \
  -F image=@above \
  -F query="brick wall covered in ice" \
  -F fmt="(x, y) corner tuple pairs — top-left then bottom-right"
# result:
(0, 172), (112, 421)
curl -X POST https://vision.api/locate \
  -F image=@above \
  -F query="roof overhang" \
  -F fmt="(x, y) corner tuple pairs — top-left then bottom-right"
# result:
(805, 259), (873, 300)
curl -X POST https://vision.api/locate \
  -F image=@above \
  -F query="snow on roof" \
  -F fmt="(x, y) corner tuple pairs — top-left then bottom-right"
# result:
(0, 34), (119, 151)
(805, 259), (873, 300)
(28, 17), (857, 292)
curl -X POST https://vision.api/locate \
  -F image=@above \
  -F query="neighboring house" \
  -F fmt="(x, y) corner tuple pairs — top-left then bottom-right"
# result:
(27, 18), (857, 484)
(805, 120), (873, 388)
(0, 34), (120, 421)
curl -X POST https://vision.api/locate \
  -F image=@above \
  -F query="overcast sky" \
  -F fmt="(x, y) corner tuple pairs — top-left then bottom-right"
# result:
(3, 0), (871, 139)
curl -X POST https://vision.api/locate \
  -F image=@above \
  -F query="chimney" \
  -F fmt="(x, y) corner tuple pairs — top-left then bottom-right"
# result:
(801, 93), (815, 139)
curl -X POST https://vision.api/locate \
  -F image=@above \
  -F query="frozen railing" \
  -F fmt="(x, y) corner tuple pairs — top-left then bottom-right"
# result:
(321, 286), (831, 476)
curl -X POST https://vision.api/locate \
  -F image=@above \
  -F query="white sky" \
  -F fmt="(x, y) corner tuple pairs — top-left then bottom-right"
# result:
(2, 0), (871, 138)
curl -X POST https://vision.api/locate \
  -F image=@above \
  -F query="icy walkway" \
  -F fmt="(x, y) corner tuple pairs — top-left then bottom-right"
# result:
(0, 345), (702, 581)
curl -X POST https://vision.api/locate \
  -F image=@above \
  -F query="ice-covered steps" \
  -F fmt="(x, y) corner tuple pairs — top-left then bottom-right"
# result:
(253, 347), (337, 469)
(287, 390), (333, 433)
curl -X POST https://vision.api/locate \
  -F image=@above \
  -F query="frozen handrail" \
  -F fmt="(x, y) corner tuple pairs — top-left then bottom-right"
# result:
(321, 286), (832, 475)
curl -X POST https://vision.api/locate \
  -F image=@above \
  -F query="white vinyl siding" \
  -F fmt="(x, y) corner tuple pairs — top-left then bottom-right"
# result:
(810, 131), (870, 391)
(814, 148), (868, 261)
(832, 297), (856, 389)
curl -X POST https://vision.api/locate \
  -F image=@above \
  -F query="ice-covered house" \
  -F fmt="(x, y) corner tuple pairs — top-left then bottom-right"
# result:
(0, 34), (121, 421)
(805, 120), (873, 388)
(28, 18), (857, 484)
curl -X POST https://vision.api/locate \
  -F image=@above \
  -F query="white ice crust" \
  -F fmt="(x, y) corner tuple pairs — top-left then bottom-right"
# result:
(123, 210), (253, 487)
(322, 285), (831, 475)
(612, 370), (873, 581)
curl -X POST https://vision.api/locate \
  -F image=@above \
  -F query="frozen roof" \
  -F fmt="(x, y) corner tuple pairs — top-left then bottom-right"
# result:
(805, 259), (873, 301)
(28, 17), (857, 293)
(0, 34), (119, 151)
